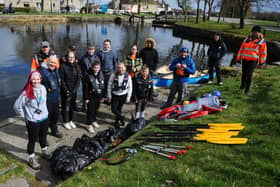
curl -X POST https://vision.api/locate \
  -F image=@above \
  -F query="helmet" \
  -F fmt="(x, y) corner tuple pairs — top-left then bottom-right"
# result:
(212, 90), (221, 97)
(251, 25), (262, 33)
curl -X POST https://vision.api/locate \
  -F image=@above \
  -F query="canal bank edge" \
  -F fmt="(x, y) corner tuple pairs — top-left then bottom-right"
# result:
(0, 15), (130, 23)
(173, 24), (280, 63)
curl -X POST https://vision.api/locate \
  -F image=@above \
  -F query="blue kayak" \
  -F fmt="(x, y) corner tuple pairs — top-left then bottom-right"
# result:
(153, 73), (215, 87)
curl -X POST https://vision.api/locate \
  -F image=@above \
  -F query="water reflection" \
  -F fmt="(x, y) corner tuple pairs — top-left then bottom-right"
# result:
(0, 22), (233, 120)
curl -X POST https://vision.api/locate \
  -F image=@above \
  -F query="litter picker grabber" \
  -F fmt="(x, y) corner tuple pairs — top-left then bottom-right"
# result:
(139, 146), (177, 160)
(141, 144), (186, 155)
(147, 143), (191, 150)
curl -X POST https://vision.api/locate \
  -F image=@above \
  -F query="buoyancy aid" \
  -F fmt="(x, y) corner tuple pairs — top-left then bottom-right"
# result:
(236, 33), (267, 64)
(41, 68), (61, 91)
(112, 72), (129, 92)
(135, 74), (153, 99)
(88, 72), (105, 95)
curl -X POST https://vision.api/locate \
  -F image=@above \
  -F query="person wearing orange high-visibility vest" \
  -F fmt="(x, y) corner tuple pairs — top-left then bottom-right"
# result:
(31, 41), (59, 71)
(236, 25), (267, 95)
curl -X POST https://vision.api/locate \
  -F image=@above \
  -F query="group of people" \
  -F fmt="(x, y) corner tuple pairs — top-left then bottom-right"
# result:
(13, 38), (157, 169)
(12, 25), (267, 170)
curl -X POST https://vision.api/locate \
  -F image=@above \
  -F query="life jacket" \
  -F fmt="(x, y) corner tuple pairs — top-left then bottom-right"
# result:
(236, 34), (267, 64)
(112, 72), (129, 92)
(41, 68), (61, 91)
(88, 72), (105, 95)
(135, 74), (153, 99)
(174, 57), (190, 77)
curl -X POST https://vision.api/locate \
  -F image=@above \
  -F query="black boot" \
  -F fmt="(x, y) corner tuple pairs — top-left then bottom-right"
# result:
(114, 119), (120, 129)
(119, 116), (125, 126)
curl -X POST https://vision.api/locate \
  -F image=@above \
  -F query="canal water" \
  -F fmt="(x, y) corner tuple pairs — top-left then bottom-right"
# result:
(0, 22), (234, 120)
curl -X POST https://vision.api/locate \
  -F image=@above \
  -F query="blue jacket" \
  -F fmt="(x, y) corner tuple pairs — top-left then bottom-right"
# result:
(169, 55), (196, 83)
(96, 49), (118, 73)
(40, 68), (61, 103)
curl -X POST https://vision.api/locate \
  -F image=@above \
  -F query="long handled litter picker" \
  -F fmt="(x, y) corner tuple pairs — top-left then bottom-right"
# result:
(141, 144), (186, 155)
(139, 146), (177, 160)
(147, 143), (191, 150)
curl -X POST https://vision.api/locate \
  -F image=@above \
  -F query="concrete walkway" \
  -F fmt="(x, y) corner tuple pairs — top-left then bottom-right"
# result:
(0, 85), (200, 186)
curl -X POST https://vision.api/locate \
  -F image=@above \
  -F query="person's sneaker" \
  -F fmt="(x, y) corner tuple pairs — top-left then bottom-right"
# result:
(92, 122), (100, 128)
(28, 157), (40, 170)
(41, 149), (52, 160)
(51, 131), (63, 138)
(208, 80), (213, 84)
(87, 125), (95, 133)
(218, 82), (223, 86)
(69, 121), (76, 128)
(63, 122), (72, 130)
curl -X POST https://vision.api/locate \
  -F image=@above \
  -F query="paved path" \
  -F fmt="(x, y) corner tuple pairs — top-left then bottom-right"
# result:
(0, 85), (200, 186)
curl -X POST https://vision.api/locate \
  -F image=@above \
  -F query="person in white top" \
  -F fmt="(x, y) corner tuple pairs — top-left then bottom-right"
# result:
(107, 62), (132, 129)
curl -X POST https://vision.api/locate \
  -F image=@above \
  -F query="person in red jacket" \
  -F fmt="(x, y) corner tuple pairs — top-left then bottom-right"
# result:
(236, 25), (267, 95)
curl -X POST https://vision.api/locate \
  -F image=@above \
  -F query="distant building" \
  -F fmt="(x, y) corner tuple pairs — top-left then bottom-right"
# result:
(61, 0), (83, 10)
(4, 0), (60, 12)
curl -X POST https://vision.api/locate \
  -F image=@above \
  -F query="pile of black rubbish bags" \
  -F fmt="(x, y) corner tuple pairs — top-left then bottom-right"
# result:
(51, 117), (146, 179)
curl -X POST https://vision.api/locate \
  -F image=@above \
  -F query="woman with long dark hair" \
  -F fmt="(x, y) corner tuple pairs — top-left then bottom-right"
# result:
(59, 51), (81, 130)
(14, 71), (51, 170)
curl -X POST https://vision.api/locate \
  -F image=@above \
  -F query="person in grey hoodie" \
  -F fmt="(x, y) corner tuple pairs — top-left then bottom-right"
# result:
(14, 71), (51, 170)
(107, 62), (132, 129)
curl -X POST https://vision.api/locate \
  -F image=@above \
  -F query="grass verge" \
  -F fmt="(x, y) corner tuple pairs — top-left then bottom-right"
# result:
(60, 65), (280, 186)
(176, 20), (280, 41)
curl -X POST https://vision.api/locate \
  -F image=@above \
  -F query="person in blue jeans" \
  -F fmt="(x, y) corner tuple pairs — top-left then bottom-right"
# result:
(161, 47), (196, 109)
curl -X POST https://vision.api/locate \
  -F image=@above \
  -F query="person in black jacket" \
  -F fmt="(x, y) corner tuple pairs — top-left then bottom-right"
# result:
(84, 61), (104, 133)
(134, 65), (153, 119)
(207, 33), (227, 85)
(59, 51), (81, 130)
(139, 38), (159, 73)
(80, 44), (100, 111)
(40, 55), (63, 138)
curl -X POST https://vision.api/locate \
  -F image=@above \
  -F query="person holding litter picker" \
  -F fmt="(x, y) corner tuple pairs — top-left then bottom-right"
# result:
(133, 65), (153, 119)
(161, 47), (196, 109)
(84, 61), (105, 133)
(107, 62), (133, 129)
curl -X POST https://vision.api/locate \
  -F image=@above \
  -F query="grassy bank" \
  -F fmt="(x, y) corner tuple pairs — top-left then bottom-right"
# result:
(176, 20), (280, 41)
(59, 65), (280, 186)
(0, 150), (44, 186)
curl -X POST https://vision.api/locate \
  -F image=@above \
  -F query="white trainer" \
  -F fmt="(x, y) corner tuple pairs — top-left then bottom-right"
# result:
(87, 125), (95, 133)
(92, 122), (100, 128)
(69, 121), (76, 128)
(63, 122), (72, 130)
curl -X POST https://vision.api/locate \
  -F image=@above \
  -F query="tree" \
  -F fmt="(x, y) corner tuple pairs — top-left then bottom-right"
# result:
(237, 0), (254, 28)
(196, 0), (201, 23)
(86, 0), (89, 14)
(217, 0), (225, 23)
(138, 0), (141, 13)
(202, 0), (208, 22)
(207, 0), (215, 20)
(177, 0), (191, 22)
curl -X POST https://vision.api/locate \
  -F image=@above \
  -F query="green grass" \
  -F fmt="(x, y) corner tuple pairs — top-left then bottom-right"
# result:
(0, 150), (44, 186)
(249, 19), (279, 26)
(176, 20), (280, 41)
(60, 66), (280, 186)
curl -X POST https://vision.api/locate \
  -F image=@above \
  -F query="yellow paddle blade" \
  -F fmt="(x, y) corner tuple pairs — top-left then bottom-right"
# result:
(210, 126), (245, 130)
(208, 123), (243, 127)
(206, 138), (248, 144)
(196, 131), (240, 137)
